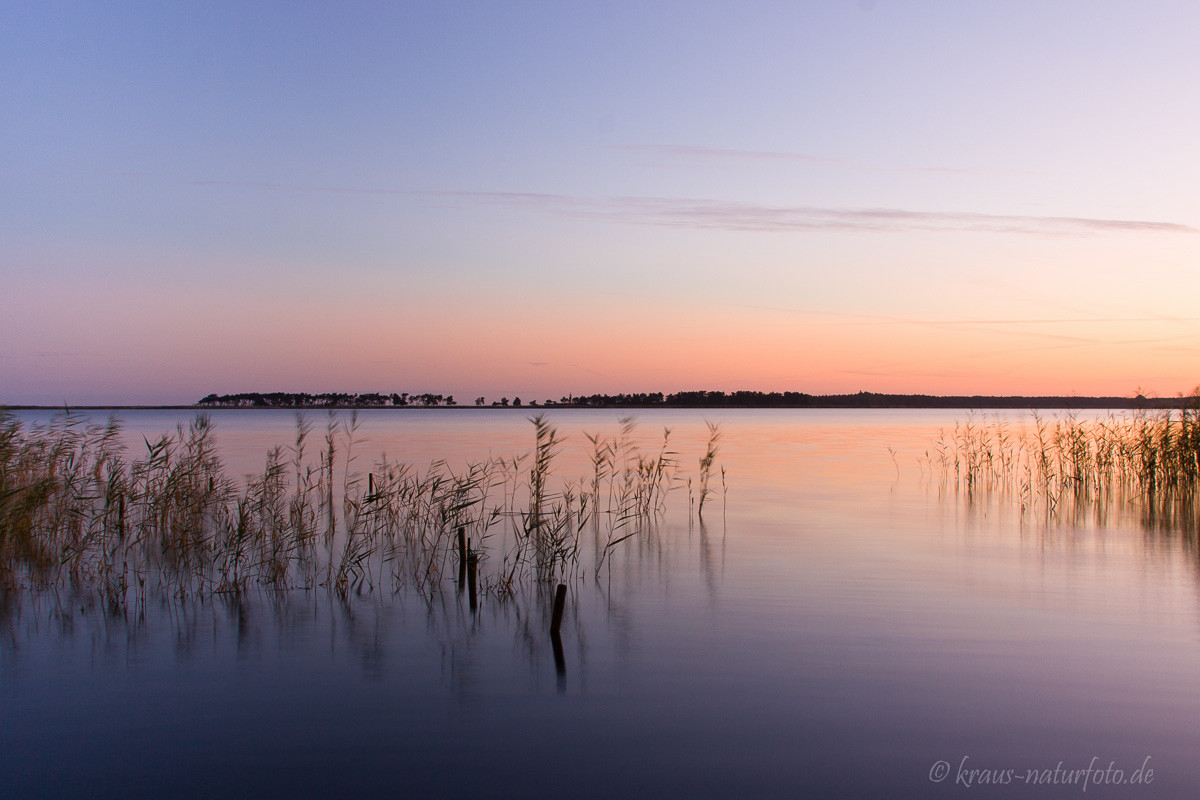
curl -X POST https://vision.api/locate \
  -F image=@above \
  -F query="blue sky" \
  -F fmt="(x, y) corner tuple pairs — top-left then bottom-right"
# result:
(3, 1), (1199, 403)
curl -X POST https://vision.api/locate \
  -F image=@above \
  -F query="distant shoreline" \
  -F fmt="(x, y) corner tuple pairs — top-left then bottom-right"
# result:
(4, 392), (1194, 412)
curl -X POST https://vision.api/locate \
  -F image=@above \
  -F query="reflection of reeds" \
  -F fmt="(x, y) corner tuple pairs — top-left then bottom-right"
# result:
(0, 411), (723, 606)
(932, 397), (1200, 531)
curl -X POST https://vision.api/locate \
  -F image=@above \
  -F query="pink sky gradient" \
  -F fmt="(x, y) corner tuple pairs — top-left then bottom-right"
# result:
(3, 2), (1199, 404)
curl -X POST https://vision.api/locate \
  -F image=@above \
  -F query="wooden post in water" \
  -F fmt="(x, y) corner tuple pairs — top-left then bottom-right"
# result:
(550, 583), (567, 635)
(550, 583), (567, 687)
(551, 628), (566, 682)
(457, 526), (467, 591)
(467, 543), (479, 612)
(368, 472), (374, 495)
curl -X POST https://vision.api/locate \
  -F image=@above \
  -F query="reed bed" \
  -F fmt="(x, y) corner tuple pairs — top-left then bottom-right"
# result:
(0, 411), (718, 608)
(931, 401), (1200, 531)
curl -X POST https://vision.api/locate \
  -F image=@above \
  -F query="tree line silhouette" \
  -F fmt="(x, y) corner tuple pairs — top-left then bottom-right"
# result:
(548, 390), (1181, 409)
(197, 390), (1187, 410)
(197, 392), (455, 408)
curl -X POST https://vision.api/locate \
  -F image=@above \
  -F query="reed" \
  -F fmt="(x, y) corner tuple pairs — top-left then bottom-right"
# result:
(932, 396), (1200, 531)
(697, 421), (722, 520)
(588, 418), (693, 575)
(0, 410), (722, 606)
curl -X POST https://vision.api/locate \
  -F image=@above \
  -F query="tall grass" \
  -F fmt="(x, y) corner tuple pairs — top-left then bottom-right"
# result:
(931, 399), (1200, 531)
(697, 421), (722, 520)
(0, 411), (721, 606)
(585, 418), (692, 574)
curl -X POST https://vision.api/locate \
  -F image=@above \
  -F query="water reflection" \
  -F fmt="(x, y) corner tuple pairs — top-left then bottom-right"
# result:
(5, 409), (1200, 798)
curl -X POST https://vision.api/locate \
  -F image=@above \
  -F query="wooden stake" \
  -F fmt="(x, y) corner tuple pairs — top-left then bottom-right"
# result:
(457, 526), (467, 590)
(551, 630), (566, 680)
(467, 544), (478, 612)
(550, 583), (567, 635)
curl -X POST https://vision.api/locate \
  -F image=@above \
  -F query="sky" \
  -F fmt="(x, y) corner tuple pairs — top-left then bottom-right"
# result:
(3, 0), (1199, 405)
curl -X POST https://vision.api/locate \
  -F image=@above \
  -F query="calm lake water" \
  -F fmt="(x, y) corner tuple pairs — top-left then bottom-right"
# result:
(2, 408), (1196, 798)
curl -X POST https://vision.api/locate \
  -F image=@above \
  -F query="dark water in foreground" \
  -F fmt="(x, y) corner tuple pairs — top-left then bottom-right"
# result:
(3, 409), (1197, 797)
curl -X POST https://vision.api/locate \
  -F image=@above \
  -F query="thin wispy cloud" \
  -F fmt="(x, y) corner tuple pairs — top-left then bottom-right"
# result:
(606, 144), (841, 164)
(610, 144), (978, 174)
(436, 192), (1196, 236)
(845, 315), (1200, 326)
(187, 180), (1196, 237)
(189, 179), (408, 196)
(964, 331), (1200, 361)
(738, 303), (1200, 348)
(0, 351), (80, 363)
(871, 165), (975, 175)
(837, 368), (966, 380)
(869, 317), (1095, 345)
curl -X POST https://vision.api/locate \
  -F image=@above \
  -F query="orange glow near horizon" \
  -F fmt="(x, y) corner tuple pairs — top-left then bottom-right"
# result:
(135, 294), (1192, 404)
(5, 264), (1195, 405)
(5, 3), (1200, 406)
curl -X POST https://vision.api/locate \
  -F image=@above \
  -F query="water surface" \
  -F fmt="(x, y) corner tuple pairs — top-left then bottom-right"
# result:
(3, 408), (1195, 797)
